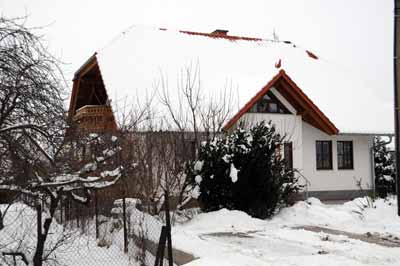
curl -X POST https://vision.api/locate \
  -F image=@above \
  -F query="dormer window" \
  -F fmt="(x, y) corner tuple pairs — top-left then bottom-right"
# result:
(249, 91), (290, 114)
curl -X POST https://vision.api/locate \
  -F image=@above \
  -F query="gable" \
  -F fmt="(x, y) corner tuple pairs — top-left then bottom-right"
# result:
(223, 70), (339, 135)
(68, 55), (109, 118)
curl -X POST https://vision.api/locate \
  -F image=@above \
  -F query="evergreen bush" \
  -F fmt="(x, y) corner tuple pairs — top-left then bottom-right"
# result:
(187, 121), (301, 219)
(374, 137), (396, 198)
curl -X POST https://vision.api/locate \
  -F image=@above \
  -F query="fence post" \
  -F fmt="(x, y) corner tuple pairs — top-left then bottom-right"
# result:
(95, 190), (99, 239)
(34, 202), (42, 266)
(122, 196), (128, 253)
(164, 193), (173, 266)
(154, 192), (174, 266)
(154, 226), (167, 266)
(59, 198), (63, 225)
(75, 201), (79, 228)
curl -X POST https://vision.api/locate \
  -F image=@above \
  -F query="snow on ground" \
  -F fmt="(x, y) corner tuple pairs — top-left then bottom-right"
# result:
(173, 197), (400, 266)
(0, 203), (132, 266)
(0, 202), (160, 266)
(273, 196), (400, 235)
(1, 197), (399, 266)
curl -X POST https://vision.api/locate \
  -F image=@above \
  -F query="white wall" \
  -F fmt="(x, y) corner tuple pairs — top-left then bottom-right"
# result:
(301, 122), (373, 192)
(236, 114), (374, 193)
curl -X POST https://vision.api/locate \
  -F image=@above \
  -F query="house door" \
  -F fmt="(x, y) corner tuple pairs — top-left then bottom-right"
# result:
(284, 142), (293, 170)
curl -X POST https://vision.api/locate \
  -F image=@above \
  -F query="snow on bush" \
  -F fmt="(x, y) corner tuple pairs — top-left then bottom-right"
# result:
(192, 185), (201, 199)
(194, 160), (204, 171)
(195, 175), (203, 184)
(186, 121), (301, 218)
(229, 163), (239, 183)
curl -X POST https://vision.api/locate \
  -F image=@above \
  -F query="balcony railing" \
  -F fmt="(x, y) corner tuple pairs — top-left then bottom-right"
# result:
(73, 105), (116, 132)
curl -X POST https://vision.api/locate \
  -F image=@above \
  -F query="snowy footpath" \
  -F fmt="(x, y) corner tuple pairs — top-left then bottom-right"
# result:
(173, 197), (400, 266)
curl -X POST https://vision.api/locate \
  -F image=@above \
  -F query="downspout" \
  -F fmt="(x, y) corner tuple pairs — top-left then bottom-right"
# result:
(370, 135), (393, 196)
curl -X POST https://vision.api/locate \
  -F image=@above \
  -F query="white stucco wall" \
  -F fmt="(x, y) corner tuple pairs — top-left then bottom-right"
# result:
(301, 122), (373, 192)
(235, 113), (374, 193)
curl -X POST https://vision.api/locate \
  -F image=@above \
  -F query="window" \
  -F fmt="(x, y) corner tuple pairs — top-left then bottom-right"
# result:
(269, 102), (278, 113)
(249, 91), (290, 114)
(284, 142), (293, 170)
(337, 141), (353, 169)
(316, 141), (332, 170)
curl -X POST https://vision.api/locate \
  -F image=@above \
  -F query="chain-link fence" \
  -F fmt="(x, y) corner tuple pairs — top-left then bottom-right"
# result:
(0, 192), (173, 266)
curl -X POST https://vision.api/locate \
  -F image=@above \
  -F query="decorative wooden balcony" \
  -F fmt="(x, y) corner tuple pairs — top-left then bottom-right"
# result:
(73, 105), (116, 132)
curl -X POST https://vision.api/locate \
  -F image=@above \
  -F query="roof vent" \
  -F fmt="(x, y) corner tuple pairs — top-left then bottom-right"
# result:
(211, 29), (229, 36)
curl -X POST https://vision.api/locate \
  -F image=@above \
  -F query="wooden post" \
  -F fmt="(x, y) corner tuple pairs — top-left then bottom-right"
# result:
(75, 201), (79, 228)
(34, 203), (43, 266)
(154, 226), (167, 266)
(60, 199), (63, 225)
(164, 193), (173, 266)
(122, 196), (128, 253)
(95, 191), (99, 239)
(394, 0), (400, 216)
(154, 192), (174, 266)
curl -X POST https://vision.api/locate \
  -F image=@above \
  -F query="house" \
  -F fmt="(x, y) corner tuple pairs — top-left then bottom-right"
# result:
(68, 25), (394, 200)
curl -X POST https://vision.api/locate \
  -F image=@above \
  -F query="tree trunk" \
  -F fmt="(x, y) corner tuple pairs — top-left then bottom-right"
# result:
(33, 235), (45, 266)
(33, 197), (59, 266)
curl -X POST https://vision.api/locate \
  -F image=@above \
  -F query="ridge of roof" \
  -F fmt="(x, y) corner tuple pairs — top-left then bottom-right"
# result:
(119, 25), (291, 44)
(178, 29), (265, 42)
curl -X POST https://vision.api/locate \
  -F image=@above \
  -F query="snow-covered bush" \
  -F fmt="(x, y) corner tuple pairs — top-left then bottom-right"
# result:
(374, 137), (396, 198)
(187, 121), (301, 219)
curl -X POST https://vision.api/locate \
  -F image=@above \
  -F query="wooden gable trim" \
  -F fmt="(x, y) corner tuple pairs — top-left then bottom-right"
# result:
(73, 53), (98, 80)
(279, 72), (338, 135)
(67, 78), (81, 119)
(68, 54), (99, 119)
(223, 69), (339, 135)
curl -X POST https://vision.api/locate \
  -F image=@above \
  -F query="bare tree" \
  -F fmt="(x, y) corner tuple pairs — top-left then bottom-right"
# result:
(0, 16), (65, 188)
(158, 63), (236, 208)
(159, 63), (236, 141)
(0, 17), (68, 265)
(200, 79), (236, 138)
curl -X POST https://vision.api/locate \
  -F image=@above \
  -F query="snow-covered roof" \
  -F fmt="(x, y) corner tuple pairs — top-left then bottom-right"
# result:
(94, 25), (393, 135)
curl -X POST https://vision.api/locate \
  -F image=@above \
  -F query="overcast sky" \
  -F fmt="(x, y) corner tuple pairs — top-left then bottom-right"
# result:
(0, 0), (394, 102)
